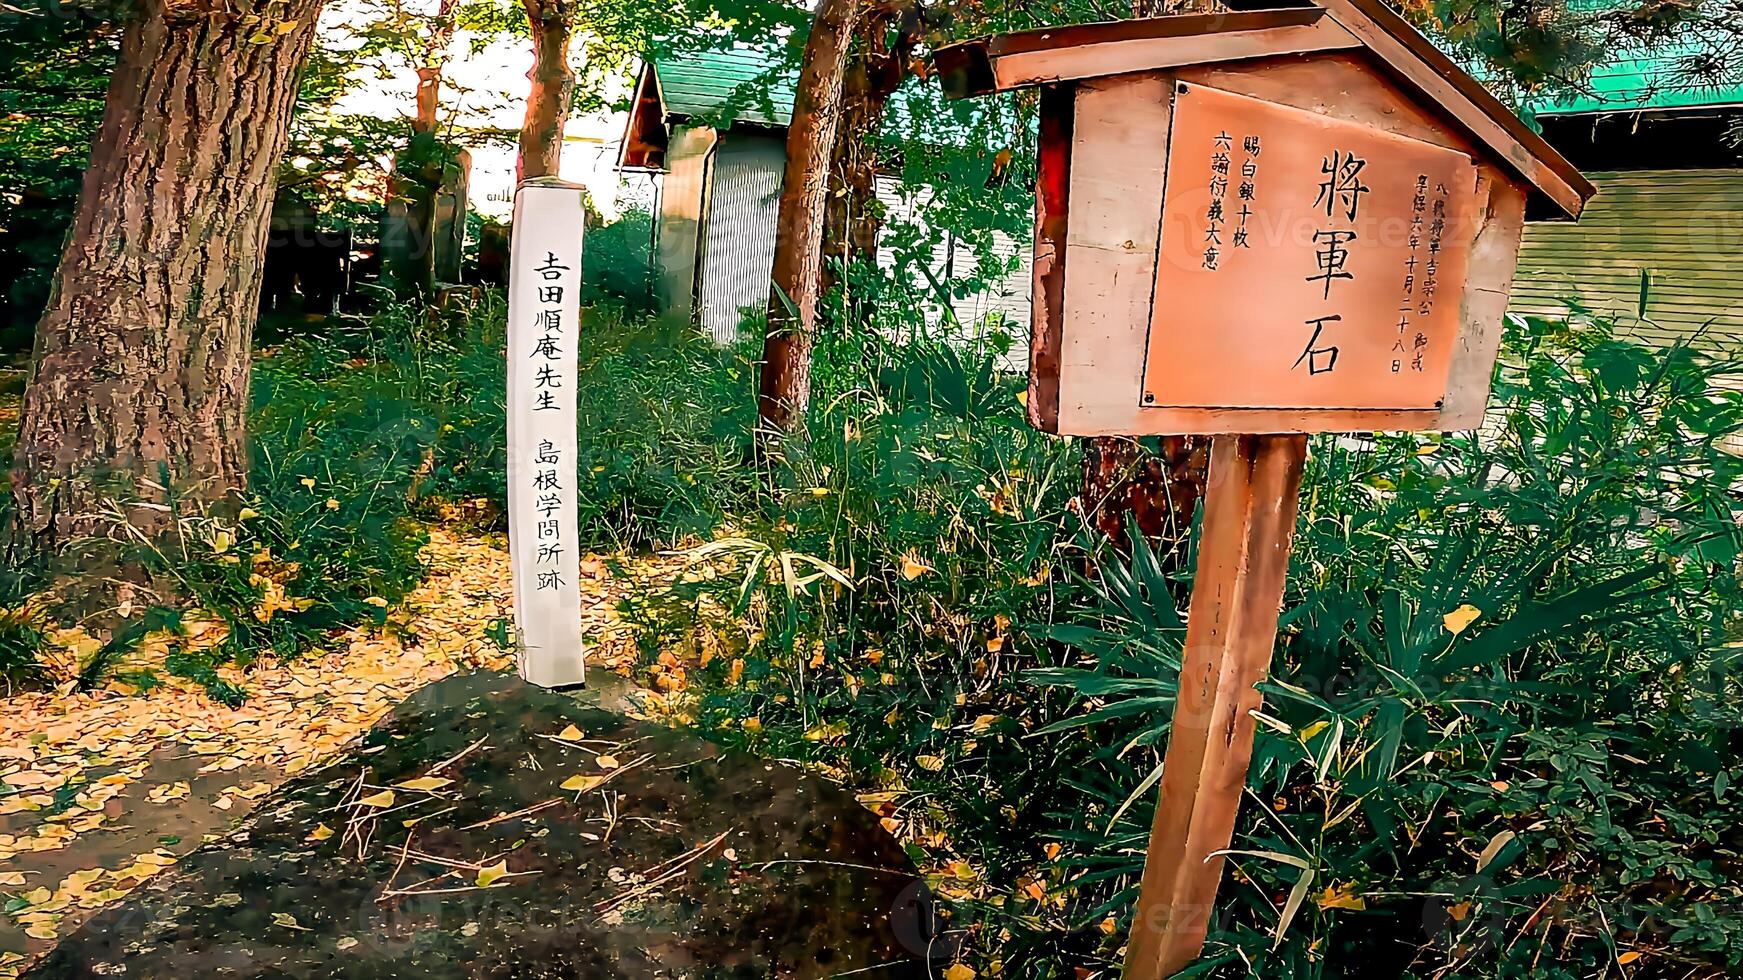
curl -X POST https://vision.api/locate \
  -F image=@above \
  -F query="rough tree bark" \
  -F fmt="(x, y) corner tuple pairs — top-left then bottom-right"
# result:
(819, 2), (923, 302)
(9, 0), (325, 548)
(756, 0), (860, 435)
(515, 0), (576, 183)
(1079, 0), (1216, 551)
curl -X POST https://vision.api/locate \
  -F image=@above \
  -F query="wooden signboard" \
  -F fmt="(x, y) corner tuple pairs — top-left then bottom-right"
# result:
(937, 3), (1593, 977)
(1140, 82), (1479, 414)
(507, 179), (587, 689)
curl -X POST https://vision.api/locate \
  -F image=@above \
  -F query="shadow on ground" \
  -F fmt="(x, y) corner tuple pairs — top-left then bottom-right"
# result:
(24, 672), (938, 978)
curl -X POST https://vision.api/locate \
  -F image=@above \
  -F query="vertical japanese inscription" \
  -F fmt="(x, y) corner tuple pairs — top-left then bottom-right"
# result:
(530, 250), (570, 590)
(1141, 82), (1479, 412)
(508, 182), (586, 689)
(1297, 149), (1369, 373)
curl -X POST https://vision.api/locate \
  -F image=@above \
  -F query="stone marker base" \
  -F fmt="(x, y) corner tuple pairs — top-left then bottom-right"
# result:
(25, 672), (936, 979)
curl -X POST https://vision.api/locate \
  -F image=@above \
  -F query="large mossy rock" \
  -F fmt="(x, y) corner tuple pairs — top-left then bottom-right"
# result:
(27, 672), (932, 978)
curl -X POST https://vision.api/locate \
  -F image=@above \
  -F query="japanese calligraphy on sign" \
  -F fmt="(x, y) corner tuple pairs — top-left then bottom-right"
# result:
(507, 180), (586, 689)
(1141, 82), (1480, 412)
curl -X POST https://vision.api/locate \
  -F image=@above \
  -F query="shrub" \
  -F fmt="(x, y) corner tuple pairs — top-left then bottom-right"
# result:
(654, 312), (1743, 978)
(582, 206), (658, 317)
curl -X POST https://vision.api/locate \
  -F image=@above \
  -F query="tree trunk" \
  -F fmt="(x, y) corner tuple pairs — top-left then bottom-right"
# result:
(382, 135), (443, 294)
(9, 0), (324, 548)
(382, 1), (458, 295)
(756, 0), (859, 435)
(820, 5), (919, 304)
(1079, 436), (1210, 555)
(1079, 0), (1218, 551)
(516, 0), (575, 183)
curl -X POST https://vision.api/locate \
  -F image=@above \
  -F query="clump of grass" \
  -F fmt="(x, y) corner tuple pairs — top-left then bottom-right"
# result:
(643, 312), (1743, 979)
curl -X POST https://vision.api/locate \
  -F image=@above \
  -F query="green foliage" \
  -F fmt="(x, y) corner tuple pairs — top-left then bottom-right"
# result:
(647, 313), (1743, 978)
(0, 599), (50, 691)
(358, 295), (756, 551)
(0, 1), (118, 351)
(582, 206), (657, 316)
(1415, 0), (1742, 103)
(1027, 314), (1743, 977)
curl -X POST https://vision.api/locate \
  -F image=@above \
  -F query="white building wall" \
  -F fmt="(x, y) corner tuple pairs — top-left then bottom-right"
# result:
(874, 177), (1031, 370)
(674, 147), (1033, 359)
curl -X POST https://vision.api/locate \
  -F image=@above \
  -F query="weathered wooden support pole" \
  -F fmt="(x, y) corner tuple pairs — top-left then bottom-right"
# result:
(1123, 432), (1307, 979)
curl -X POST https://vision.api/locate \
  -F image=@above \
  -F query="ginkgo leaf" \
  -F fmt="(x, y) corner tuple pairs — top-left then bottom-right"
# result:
(595, 755), (619, 770)
(356, 789), (395, 808)
(916, 755), (945, 771)
(900, 555), (935, 580)
(557, 724), (583, 741)
(476, 861), (508, 887)
(308, 823), (334, 841)
(1316, 882), (1367, 910)
(943, 964), (976, 980)
(561, 774), (603, 793)
(1443, 603), (1482, 635)
(272, 912), (309, 931)
(395, 776), (453, 792)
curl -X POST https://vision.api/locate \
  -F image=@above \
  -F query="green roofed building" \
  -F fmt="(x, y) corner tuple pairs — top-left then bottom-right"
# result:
(1512, 45), (1743, 354)
(619, 46), (1032, 349)
(619, 47), (794, 342)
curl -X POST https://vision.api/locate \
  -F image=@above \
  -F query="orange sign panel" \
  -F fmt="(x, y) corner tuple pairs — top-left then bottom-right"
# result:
(1140, 82), (1481, 412)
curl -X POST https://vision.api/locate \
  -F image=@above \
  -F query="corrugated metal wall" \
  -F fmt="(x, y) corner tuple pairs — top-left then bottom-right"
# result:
(1511, 168), (1743, 453)
(697, 132), (786, 344)
(1512, 169), (1743, 352)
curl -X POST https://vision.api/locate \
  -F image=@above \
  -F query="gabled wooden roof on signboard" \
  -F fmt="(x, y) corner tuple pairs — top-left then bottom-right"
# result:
(934, 0), (1595, 219)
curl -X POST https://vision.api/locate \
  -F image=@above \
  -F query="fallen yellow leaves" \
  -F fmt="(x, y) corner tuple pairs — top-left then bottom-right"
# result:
(475, 861), (509, 887)
(1316, 882), (1367, 911)
(146, 781), (191, 804)
(560, 774), (604, 793)
(1443, 603), (1482, 635)
(0, 527), (682, 970)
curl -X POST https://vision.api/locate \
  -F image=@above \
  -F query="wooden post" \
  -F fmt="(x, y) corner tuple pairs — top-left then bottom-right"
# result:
(1123, 432), (1308, 979)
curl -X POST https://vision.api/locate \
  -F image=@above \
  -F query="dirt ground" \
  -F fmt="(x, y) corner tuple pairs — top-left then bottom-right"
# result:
(0, 529), (681, 978)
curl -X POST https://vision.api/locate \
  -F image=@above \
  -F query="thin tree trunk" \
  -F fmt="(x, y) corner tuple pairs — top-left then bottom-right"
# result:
(1080, 0), (1217, 551)
(820, 5), (920, 302)
(9, 0), (324, 548)
(756, 0), (859, 435)
(516, 0), (575, 183)
(382, 0), (458, 294)
(414, 64), (442, 135)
